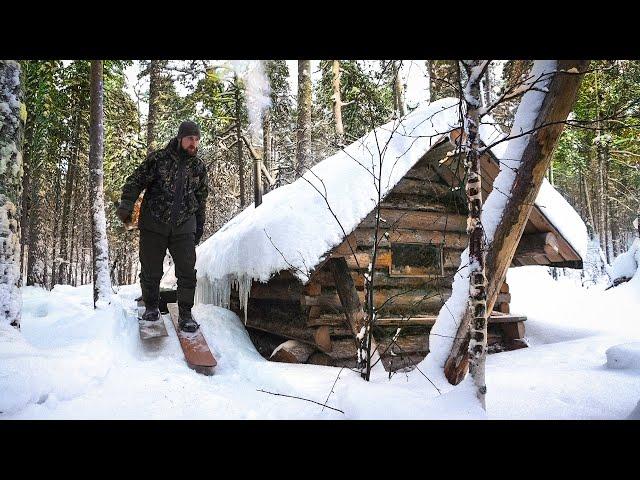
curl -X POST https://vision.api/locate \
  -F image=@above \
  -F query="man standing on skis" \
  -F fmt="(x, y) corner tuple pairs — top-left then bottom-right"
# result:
(116, 120), (208, 333)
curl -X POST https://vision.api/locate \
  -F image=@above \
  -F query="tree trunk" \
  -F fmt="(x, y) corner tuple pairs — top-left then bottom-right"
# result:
(68, 160), (80, 286)
(50, 169), (61, 289)
(482, 64), (492, 107)
(444, 60), (589, 385)
(296, 60), (312, 177)
(461, 60), (489, 407)
(58, 116), (80, 285)
(581, 168), (596, 238)
(89, 60), (111, 306)
(263, 107), (272, 179)
(25, 169), (42, 286)
(603, 150), (612, 262)
(0, 61), (26, 327)
(393, 60), (406, 118)
(253, 140), (263, 207)
(235, 75), (244, 207)
(332, 60), (345, 145)
(18, 145), (30, 286)
(146, 60), (161, 155)
(426, 60), (434, 103)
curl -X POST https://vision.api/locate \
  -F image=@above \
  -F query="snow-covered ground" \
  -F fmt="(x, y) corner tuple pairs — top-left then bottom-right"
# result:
(1, 264), (639, 419)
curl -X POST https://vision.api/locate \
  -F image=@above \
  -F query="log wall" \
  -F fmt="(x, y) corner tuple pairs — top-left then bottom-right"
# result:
(227, 142), (528, 370)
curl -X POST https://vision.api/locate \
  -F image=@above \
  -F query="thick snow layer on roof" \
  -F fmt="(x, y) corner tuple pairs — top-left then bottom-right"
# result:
(195, 98), (462, 285)
(535, 179), (588, 260)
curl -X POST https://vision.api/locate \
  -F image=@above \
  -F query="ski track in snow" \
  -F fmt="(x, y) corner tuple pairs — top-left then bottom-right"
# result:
(1, 265), (640, 419)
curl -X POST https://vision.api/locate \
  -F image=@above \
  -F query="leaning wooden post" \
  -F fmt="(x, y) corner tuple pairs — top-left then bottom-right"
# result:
(329, 257), (381, 378)
(444, 60), (589, 385)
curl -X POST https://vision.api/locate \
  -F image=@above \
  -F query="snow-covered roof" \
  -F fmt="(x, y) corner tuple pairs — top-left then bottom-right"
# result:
(193, 97), (587, 288)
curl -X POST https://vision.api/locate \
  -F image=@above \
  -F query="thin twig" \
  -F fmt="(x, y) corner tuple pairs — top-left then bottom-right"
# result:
(256, 389), (345, 414)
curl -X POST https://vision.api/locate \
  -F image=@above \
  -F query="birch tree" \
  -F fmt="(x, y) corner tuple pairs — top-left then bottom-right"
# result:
(331, 60), (345, 146)
(88, 60), (111, 307)
(460, 60), (491, 407)
(0, 60), (26, 327)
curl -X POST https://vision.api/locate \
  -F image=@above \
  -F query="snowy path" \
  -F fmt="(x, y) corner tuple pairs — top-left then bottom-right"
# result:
(1, 266), (639, 419)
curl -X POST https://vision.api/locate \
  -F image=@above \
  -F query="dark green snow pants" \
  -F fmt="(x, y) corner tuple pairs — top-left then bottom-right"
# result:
(139, 228), (196, 312)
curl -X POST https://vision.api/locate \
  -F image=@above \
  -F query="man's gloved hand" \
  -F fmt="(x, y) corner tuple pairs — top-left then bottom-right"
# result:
(195, 226), (203, 245)
(116, 207), (131, 224)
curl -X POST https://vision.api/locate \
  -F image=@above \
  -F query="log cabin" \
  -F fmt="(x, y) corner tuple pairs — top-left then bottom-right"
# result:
(167, 98), (588, 372)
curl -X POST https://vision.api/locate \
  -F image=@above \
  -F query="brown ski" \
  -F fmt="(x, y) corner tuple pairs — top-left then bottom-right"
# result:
(167, 303), (216, 376)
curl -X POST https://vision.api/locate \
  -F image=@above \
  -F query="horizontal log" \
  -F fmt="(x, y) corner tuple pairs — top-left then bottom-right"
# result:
(345, 250), (392, 270)
(245, 321), (315, 346)
(380, 193), (449, 213)
(387, 178), (456, 200)
(351, 228), (468, 250)
(359, 208), (467, 232)
(249, 281), (303, 301)
(309, 312), (525, 328)
(301, 288), (451, 313)
(515, 232), (560, 257)
(500, 281), (510, 293)
(403, 155), (445, 182)
(242, 303), (315, 344)
(501, 321), (526, 340)
(314, 325), (332, 352)
(311, 268), (455, 291)
(527, 207), (581, 262)
(487, 312), (527, 323)
(307, 352), (335, 366)
(270, 340), (316, 364)
(329, 334), (429, 359)
(342, 246), (463, 273)
(308, 314), (438, 328)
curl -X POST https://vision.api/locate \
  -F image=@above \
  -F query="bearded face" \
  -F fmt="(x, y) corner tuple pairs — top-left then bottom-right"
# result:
(180, 135), (200, 156)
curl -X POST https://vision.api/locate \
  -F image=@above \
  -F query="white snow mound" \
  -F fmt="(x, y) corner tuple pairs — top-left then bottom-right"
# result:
(611, 238), (640, 281)
(605, 342), (640, 370)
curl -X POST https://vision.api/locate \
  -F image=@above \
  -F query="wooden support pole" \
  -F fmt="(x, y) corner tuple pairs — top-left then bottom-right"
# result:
(328, 257), (381, 372)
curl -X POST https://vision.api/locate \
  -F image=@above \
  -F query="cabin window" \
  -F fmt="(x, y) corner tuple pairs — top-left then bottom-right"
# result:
(390, 242), (443, 277)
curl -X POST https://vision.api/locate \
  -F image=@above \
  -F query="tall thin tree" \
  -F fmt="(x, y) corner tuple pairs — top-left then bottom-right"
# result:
(235, 74), (245, 207)
(460, 60), (490, 407)
(332, 60), (345, 146)
(146, 60), (161, 155)
(296, 60), (312, 177)
(88, 60), (111, 307)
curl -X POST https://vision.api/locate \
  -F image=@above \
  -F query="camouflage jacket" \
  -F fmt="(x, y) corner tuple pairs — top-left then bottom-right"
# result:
(119, 137), (209, 232)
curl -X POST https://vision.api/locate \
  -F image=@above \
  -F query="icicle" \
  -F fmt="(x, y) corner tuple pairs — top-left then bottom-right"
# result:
(237, 273), (252, 325)
(195, 272), (252, 324)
